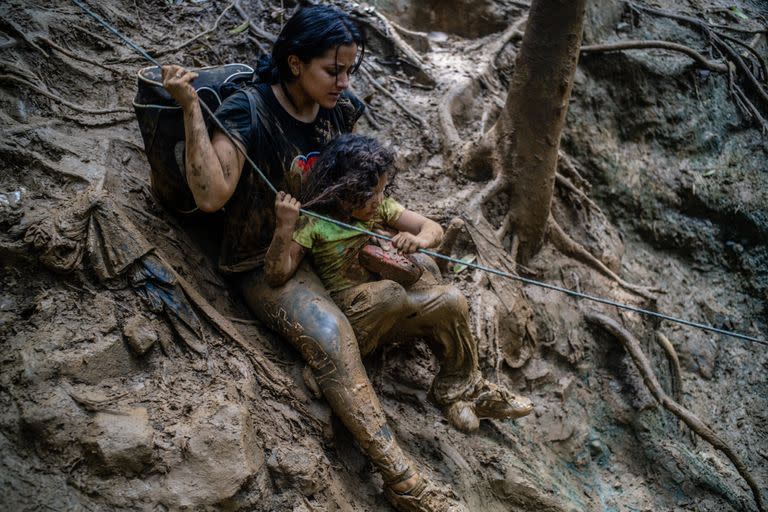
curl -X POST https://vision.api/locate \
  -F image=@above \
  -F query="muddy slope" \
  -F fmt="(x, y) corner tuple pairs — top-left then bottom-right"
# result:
(2, 0), (767, 511)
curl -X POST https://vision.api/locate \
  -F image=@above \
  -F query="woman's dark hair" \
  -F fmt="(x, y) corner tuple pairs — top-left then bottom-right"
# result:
(302, 134), (397, 215)
(257, 5), (365, 84)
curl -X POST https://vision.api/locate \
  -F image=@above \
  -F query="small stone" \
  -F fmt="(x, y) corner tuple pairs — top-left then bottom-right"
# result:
(123, 314), (157, 355)
(555, 376), (574, 401)
(83, 407), (153, 475)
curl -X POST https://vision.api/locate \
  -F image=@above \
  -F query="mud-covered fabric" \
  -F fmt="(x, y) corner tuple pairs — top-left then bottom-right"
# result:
(214, 83), (364, 273)
(292, 197), (405, 294)
(332, 269), (482, 405)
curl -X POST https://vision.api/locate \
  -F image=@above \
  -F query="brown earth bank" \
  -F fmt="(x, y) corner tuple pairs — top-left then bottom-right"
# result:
(1, 0), (767, 511)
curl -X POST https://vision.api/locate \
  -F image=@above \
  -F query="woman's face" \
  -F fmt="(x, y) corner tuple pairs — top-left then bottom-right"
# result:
(294, 43), (358, 109)
(351, 174), (388, 222)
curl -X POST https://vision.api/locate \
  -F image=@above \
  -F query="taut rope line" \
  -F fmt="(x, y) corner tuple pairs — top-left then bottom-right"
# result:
(71, 0), (767, 346)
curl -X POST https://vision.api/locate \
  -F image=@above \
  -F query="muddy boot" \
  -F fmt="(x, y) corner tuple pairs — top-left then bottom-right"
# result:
(385, 473), (469, 512)
(443, 380), (533, 432)
(473, 380), (533, 420)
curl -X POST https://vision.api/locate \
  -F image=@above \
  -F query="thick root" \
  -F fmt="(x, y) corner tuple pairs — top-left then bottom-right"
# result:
(547, 216), (658, 301)
(586, 313), (765, 512)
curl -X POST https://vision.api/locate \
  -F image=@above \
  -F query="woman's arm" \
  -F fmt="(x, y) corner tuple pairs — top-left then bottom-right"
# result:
(389, 209), (444, 253)
(162, 65), (245, 212)
(265, 192), (306, 287)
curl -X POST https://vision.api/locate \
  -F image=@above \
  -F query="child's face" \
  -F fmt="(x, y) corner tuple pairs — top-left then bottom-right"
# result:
(351, 175), (388, 221)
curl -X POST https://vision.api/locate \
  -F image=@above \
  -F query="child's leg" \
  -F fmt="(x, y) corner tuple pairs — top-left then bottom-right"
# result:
(387, 279), (533, 431)
(388, 282), (483, 405)
(332, 279), (409, 357)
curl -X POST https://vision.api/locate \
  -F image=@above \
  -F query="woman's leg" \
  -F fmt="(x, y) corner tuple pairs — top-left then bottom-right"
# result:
(240, 262), (414, 485)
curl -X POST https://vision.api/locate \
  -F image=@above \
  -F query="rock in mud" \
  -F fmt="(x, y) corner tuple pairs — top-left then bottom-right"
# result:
(154, 402), (264, 508)
(122, 314), (157, 355)
(82, 407), (153, 475)
(267, 440), (330, 496)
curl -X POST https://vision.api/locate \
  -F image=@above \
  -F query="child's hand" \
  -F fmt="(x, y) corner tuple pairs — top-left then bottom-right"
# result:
(391, 232), (428, 254)
(274, 191), (300, 230)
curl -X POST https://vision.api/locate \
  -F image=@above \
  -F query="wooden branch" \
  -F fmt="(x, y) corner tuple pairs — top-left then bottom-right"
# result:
(0, 74), (131, 115)
(154, 2), (236, 57)
(586, 313), (765, 512)
(359, 66), (427, 127)
(233, 1), (276, 43)
(371, 9), (425, 65)
(581, 40), (729, 73)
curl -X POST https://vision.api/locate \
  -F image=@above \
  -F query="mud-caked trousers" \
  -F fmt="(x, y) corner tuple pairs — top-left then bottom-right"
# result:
(241, 261), (414, 484)
(241, 257), (482, 485)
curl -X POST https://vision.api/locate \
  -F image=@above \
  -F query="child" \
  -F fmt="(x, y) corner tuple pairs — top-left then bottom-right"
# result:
(265, 134), (533, 432)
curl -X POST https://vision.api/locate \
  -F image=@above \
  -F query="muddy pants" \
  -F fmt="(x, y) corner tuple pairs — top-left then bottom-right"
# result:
(240, 256), (480, 484)
(332, 255), (481, 406)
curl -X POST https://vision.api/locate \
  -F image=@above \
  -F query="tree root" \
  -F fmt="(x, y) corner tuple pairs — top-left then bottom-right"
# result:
(580, 40), (729, 73)
(36, 36), (118, 74)
(655, 331), (694, 442)
(439, 16), (527, 155)
(154, 1), (236, 57)
(547, 216), (658, 300)
(555, 172), (600, 212)
(0, 74), (131, 115)
(586, 313), (765, 512)
(3, 19), (49, 57)
(435, 217), (465, 272)
(370, 9), (425, 66)
(359, 65), (427, 127)
(628, 2), (768, 116)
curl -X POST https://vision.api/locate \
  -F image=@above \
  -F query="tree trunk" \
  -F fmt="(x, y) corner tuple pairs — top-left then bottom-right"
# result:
(467, 0), (587, 263)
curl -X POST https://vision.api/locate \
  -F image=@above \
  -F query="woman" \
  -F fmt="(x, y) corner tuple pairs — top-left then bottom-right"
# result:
(161, 6), (466, 511)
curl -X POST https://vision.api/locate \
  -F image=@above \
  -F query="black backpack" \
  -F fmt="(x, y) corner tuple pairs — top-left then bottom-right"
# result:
(133, 64), (254, 213)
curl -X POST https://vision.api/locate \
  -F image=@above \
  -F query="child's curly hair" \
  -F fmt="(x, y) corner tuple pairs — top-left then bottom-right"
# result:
(301, 134), (397, 214)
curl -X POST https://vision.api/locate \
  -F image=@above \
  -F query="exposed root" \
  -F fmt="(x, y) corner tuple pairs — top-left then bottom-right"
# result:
(439, 16), (526, 158)
(655, 331), (693, 442)
(629, 2), (768, 115)
(0, 143), (90, 183)
(233, 0), (276, 44)
(468, 174), (507, 213)
(359, 65), (427, 127)
(555, 173), (601, 212)
(3, 18), (49, 57)
(154, 1), (236, 57)
(370, 9), (425, 66)
(547, 216), (657, 300)
(586, 313), (765, 512)
(435, 217), (465, 272)
(0, 74), (131, 115)
(580, 40), (729, 73)
(37, 36), (118, 74)
(557, 150), (591, 191)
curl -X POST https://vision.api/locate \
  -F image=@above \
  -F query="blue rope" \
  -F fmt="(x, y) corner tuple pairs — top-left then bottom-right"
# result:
(70, 0), (767, 346)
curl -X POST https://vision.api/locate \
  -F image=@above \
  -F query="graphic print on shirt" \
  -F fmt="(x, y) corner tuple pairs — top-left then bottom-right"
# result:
(287, 151), (319, 195)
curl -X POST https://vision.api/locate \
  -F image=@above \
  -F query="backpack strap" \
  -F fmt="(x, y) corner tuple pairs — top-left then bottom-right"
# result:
(244, 87), (259, 156)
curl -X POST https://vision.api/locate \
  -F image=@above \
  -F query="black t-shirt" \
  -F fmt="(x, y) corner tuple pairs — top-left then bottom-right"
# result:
(214, 83), (364, 273)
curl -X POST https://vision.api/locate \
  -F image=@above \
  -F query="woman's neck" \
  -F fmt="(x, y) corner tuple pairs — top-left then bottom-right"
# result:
(272, 81), (320, 123)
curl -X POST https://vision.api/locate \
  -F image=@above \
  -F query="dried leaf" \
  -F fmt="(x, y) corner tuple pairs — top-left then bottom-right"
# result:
(228, 20), (250, 35)
(452, 254), (476, 273)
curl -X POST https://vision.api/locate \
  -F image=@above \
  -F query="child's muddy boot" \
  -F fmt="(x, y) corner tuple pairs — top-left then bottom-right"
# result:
(473, 380), (533, 420)
(385, 473), (469, 512)
(443, 380), (533, 432)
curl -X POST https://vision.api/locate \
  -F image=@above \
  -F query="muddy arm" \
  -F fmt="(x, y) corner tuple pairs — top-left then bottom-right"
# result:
(390, 209), (444, 253)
